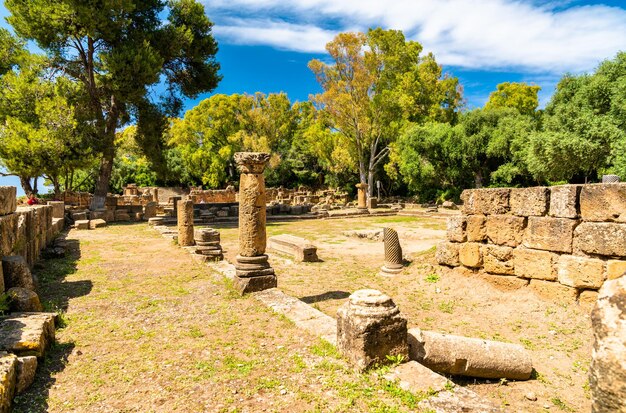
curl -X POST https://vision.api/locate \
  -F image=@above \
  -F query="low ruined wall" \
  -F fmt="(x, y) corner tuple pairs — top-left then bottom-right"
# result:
(0, 187), (63, 269)
(437, 184), (626, 302)
(190, 188), (236, 203)
(63, 192), (93, 208)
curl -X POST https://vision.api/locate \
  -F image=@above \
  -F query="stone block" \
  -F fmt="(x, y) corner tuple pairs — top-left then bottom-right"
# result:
(481, 245), (514, 275)
(574, 222), (626, 257)
(89, 210), (106, 220)
(513, 248), (557, 281)
(466, 215), (486, 242)
(268, 234), (318, 262)
(0, 187), (16, 216)
(337, 290), (408, 371)
(74, 219), (89, 230)
(7, 288), (42, 312)
(486, 215), (525, 247)
(2, 256), (34, 291)
(71, 212), (87, 221)
(47, 201), (64, 219)
(0, 352), (17, 413)
(446, 216), (466, 242)
(528, 279), (577, 302)
(89, 219), (107, 229)
(590, 276), (626, 412)
(578, 290), (599, 310)
(460, 188), (510, 215)
(606, 260), (626, 280)
(16, 356), (36, 394)
(0, 214), (18, 256)
(549, 185), (580, 218)
(436, 242), (460, 267)
(557, 255), (605, 289)
(510, 187), (549, 216)
(524, 217), (576, 253)
(0, 313), (55, 357)
(580, 183), (626, 222)
(476, 272), (529, 291)
(459, 243), (482, 268)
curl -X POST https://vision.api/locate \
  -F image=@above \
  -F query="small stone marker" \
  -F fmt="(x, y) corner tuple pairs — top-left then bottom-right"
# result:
(407, 328), (533, 380)
(74, 219), (89, 230)
(590, 275), (626, 412)
(267, 234), (318, 262)
(381, 228), (403, 275)
(337, 289), (408, 371)
(234, 152), (276, 294)
(177, 199), (194, 247)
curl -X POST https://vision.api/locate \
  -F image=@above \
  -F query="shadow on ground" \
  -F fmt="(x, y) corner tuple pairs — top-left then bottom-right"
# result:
(300, 290), (350, 304)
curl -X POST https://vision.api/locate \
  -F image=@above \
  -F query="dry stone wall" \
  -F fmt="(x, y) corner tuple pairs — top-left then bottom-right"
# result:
(437, 184), (626, 302)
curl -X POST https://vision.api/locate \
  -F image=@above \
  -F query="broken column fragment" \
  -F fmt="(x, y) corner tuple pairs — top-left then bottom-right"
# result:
(234, 152), (276, 294)
(355, 183), (368, 210)
(590, 275), (626, 413)
(408, 328), (533, 380)
(381, 228), (403, 275)
(177, 199), (194, 247)
(337, 289), (408, 371)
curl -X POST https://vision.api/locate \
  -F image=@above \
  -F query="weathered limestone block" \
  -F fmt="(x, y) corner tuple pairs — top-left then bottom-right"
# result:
(580, 183), (626, 222)
(459, 243), (482, 268)
(89, 219), (107, 229)
(466, 215), (486, 242)
(194, 228), (220, 243)
(481, 245), (514, 275)
(148, 217), (164, 226)
(485, 215), (525, 247)
(436, 242), (460, 267)
(16, 356), (36, 394)
(557, 255), (605, 289)
(2, 256), (34, 291)
(510, 187), (549, 216)
(446, 216), (466, 242)
(177, 199), (194, 247)
(71, 211), (87, 221)
(477, 272), (529, 291)
(7, 288), (42, 312)
(550, 185), (580, 218)
(0, 313), (56, 357)
(460, 188), (510, 215)
(407, 328), (532, 380)
(337, 290), (408, 371)
(47, 201), (64, 219)
(381, 228), (403, 274)
(514, 248), (557, 281)
(606, 260), (626, 280)
(0, 214), (18, 256)
(355, 183), (368, 210)
(89, 210), (106, 221)
(528, 279), (578, 302)
(0, 187), (16, 216)
(579, 290), (600, 310)
(143, 201), (157, 219)
(268, 234), (318, 263)
(590, 276), (626, 412)
(74, 219), (89, 230)
(574, 222), (626, 257)
(0, 352), (17, 413)
(523, 217), (576, 253)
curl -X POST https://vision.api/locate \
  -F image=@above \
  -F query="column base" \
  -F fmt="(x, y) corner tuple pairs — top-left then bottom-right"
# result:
(234, 255), (276, 294)
(380, 262), (403, 275)
(234, 274), (277, 295)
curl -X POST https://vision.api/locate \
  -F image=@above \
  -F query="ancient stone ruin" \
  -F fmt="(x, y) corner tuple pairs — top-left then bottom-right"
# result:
(380, 227), (403, 275)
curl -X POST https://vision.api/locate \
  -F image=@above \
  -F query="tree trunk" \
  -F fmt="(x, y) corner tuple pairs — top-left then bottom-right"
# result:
(91, 142), (115, 210)
(474, 170), (484, 188)
(19, 175), (34, 196)
(367, 168), (375, 199)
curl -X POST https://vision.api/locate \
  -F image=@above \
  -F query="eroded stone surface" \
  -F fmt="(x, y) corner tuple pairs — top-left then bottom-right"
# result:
(7, 288), (42, 312)
(574, 222), (626, 257)
(461, 188), (510, 215)
(459, 243), (482, 268)
(381, 228), (403, 274)
(481, 245), (514, 275)
(446, 216), (466, 243)
(590, 276), (626, 412)
(0, 313), (55, 357)
(606, 260), (626, 280)
(436, 242), (460, 267)
(514, 248), (557, 281)
(466, 215), (486, 242)
(557, 255), (605, 289)
(527, 279), (577, 303)
(16, 356), (36, 394)
(337, 289), (408, 371)
(89, 219), (107, 229)
(268, 234), (318, 263)
(74, 219), (89, 230)
(2, 256), (34, 291)
(524, 217), (576, 253)
(580, 183), (626, 222)
(0, 352), (17, 413)
(510, 187), (549, 216)
(177, 200), (194, 247)
(550, 185), (580, 218)
(0, 187), (16, 217)
(486, 215), (525, 247)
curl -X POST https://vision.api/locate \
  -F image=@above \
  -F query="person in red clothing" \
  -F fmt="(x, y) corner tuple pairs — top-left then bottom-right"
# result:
(27, 193), (39, 205)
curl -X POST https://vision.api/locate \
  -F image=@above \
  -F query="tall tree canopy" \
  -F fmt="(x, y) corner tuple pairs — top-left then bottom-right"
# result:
(6, 0), (221, 207)
(308, 28), (462, 198)
(484, 82), (541, 116)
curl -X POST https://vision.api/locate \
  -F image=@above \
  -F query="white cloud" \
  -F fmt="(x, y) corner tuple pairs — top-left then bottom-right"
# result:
(203, 0), (626, 73)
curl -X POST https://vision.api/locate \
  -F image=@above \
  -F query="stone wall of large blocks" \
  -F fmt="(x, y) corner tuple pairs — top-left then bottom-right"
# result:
(0, 187), (63, 268)
(436, 184), (626, 301)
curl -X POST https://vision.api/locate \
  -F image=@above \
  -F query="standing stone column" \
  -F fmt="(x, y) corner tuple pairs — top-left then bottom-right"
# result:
(152, 187), (159, 203)
(356, 183), (368, 210)
(590, 275), (626, 412)
(177, 199), (194, 247)
(381, 228), (403, 275)
(234, 152), (276, 294)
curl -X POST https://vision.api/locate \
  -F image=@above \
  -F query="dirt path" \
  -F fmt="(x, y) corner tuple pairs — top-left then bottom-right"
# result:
(15, 223), (438, 413)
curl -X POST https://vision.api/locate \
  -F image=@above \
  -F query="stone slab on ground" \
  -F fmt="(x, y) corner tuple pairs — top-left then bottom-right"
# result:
(89, 219), (107, 229)
(254, 288), (336, 345)
(0, 352), (17, 413)
(0, 313), (56, 357)
(74, 219), (89, 230)
(16, 356), (36, 394)
(383, 361), (501, 413)
(267, 234), (319, 262)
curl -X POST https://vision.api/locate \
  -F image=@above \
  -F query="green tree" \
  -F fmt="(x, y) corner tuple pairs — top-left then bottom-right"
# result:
(308, 28), (461, 198)
(6, 0), (221, 207)
(484, 82), (541, 116)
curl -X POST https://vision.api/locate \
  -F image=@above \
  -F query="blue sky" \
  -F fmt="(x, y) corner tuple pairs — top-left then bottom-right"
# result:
(1, 0), (626, 194)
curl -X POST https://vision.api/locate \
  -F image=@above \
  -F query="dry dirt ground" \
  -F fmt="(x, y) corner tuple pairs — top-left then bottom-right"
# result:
(15, 215), (592, 412)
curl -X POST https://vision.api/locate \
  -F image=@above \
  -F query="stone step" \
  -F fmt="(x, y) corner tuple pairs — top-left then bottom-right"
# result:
(0, 313), (56, 358)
